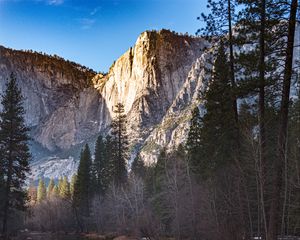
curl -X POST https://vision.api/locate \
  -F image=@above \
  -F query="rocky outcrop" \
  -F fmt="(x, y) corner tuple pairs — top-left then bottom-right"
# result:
(139, 51), (212, 164)
(0, 30), (206, 155)
(0, 46), (102, 151)
(93, 30), (206, 147)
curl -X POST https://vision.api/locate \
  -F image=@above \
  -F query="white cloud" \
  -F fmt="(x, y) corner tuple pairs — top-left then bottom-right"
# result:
(47, 0), (64, 5)
(78, 18), (96, 30)
(90, 6), (101, 16)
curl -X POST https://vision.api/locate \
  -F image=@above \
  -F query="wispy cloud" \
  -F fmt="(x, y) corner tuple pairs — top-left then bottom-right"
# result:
(78, 18), (96, 30)
(47, 0), (64, 5)
(31, 0), (64, 6)
(90, 6), (101, 16)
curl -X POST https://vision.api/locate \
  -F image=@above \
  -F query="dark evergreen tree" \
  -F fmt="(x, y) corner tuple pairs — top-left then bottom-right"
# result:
(186, 107), (202, 175)
(192, 42), (237, 178)
(110, 103), (129, 186)
(152, 149), (172, 233)
(73, 144), (92, 216)
(0, 153), (4, 228)
(286, 97), (300, 236)
(268, 1), (298, 237)
(235, 1), (297, 238)
(93, 135), (111, 195)
(70, 174), (77, 199)
(0, 74), (31, 236)
(153, 149), (167, 198)
(131, 153), (146, 179)
(192, 43), (244, 237)
(198, 0), (239, 124)
(103, 135), (115, 187)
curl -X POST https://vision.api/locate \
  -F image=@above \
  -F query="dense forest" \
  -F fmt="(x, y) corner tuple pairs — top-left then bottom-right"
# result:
(0, 0), (299, 239)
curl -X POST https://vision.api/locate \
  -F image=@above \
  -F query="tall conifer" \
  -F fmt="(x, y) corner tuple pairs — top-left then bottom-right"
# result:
(186, 107), (202, 174)
(47, 178), (55, 198)
(93, 135), (106, 194)
(190, 42), (237, 178)
(0, 74), (31, 236)
(73, 144), (92, 216)
(110, 103), (129, 186)
(37, 178), (47, 202)
(60, 176), (71, 199)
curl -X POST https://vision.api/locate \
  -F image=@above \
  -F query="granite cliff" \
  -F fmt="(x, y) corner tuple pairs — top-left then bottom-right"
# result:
(3, 26), (298, 180)
(0, 30), (208, 181)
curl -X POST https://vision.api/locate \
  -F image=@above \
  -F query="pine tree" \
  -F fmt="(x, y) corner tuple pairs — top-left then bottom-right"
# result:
(73, 144), (92, 216)
(198, 0), (239, 124)
(110, 103), (129, 186)
(186, 107), (202, 175)
(103, 135), (115, 185)
(268, 1), (298, 238)
(57, 176), (63, 196)
(92, 135), (110, 195)
(191, 42), (237, 178)
(0, 73), (31, 236)
(235, 1), (297, 238)
(47, 178), (55, 198)
(191, 43), (242, 237)
(92, 135), (114, 195)
(152, 149), (172, 233)
(0, 158), (4, 226)
(60, 176), (71, 199)
(37, 178), (47, 202)
(131, 153), (146, 179)
(70, 174), (77, 199)
(154, 149), (167, 194)
(286, 97), (300, 235)
(53, 185), (59, 197)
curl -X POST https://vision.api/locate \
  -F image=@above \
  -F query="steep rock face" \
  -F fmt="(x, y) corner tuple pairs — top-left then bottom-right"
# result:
(93, 30), (206, 144)
(0, 30), (206, 156)
(0, 46), (98, 151)
(34, 87), (105, 151)
(140, 51), (212, 163)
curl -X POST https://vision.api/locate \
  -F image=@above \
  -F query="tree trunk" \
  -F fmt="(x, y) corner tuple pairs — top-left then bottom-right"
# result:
(228, 2), (248, 237)
(267, 0), (298, 239)
(228, 0), (238, 125)
(258, 0), (268, 237)
(2, 156), (13, 238)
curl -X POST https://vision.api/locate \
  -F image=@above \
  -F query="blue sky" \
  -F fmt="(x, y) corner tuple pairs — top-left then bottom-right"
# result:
(0, 0), (207, 72)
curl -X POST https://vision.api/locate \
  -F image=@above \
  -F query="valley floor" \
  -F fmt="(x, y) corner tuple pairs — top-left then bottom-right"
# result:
(10, 232), (141, 240)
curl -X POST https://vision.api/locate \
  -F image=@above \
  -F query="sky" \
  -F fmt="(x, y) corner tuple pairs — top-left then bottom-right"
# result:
(0, 0), (207, 72)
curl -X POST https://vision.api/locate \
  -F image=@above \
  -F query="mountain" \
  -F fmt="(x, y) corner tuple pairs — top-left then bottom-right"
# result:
(1, 26), (299, 182)
(91, 30), (208, 163)
(0, 30), (207, 181)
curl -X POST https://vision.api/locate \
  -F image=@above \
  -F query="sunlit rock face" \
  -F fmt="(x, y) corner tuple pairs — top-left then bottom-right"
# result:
(0, 30), (208, 179)
(139, 53), (212, 164)
(93, 30), (207, 148)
